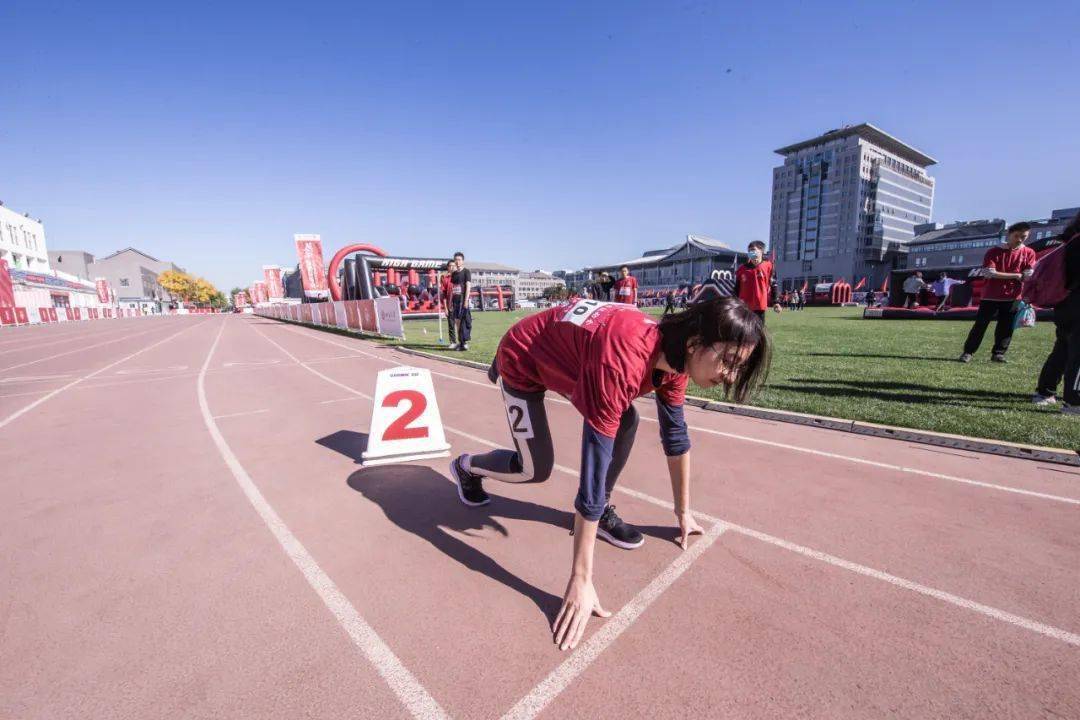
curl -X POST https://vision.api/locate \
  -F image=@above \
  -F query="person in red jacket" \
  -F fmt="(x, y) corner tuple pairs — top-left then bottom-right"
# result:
(959, 222), (1037, 363)
(450, 297), (770, 651)
(439, 259), (456, 347)
(734, 241), (781, 321)
(612, 265), (638, 305)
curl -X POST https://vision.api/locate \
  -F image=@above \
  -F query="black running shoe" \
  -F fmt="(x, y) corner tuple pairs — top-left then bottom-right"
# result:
(597, 505), (644, 550)
(450, 455), (490, 506)
(991, 354), (1007, 363)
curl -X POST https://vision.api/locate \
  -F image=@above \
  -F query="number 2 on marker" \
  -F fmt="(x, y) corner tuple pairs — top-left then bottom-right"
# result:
(382, 390), (429, 441)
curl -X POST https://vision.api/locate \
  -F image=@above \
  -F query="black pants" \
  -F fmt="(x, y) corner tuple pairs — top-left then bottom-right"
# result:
(468, 366), (638, 508)
(452, 297), (472, 343)
(1036, 292), (1080, 405)
(445, 306), (457, 344)
(963, 299), (1019, 356)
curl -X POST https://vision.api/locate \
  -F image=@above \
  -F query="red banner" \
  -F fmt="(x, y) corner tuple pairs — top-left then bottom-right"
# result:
(263, 265), (285, 300)
(294, 234), (329, 299)
(343, 300), (362, 329)
(234, 291), (248, 308)
(253, 281), (269, 304)
(15, 307), (29, 324)
(0, 259), (14, 308)
(300, 304), (313, 324)
(358, 299), (378, 333)
(0, 307), (14, 325)
(95, 278), (110, 304)
(323, 302), (338, 326)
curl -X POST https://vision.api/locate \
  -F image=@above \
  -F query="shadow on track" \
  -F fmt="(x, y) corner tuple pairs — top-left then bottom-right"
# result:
(343, 461), (682, 623)
(317, 430), (371, 463)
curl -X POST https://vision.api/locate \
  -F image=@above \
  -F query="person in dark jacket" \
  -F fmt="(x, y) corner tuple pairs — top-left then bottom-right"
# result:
(1034, 214), (1080, 413)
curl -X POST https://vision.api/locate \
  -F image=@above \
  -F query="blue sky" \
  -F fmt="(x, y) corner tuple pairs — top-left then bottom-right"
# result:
(4, 1), (1078, 291)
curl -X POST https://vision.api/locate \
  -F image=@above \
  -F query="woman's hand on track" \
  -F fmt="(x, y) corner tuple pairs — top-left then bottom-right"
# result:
(553, 576), (610, 651)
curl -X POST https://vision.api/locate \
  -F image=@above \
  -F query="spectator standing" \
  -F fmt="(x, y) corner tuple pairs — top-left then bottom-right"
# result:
(441, 259), (457, 348)
(451, 251), (473, 352)
(734, 240), (781, 322)
(1034, 215), (1080, 412)
(959, 222), (1036, 363)
(613, 266), (638, 305)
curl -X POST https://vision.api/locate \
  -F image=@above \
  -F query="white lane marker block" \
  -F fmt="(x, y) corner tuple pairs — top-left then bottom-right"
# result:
(362, 366), (451, 467)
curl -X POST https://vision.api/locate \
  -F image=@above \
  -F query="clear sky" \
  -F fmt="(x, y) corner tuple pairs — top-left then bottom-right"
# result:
(4, 0), (1078, 291)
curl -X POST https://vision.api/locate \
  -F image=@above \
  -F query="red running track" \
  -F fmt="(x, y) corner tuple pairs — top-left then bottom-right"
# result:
(1, 315), (1077, 719)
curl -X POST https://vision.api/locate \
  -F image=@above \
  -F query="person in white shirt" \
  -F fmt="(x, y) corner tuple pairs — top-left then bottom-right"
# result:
(902, 272), (926, 308)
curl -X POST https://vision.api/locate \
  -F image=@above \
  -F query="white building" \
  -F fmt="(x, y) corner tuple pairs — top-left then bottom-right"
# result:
(0, 202), (49, 272)
(516, 271), (564, 300)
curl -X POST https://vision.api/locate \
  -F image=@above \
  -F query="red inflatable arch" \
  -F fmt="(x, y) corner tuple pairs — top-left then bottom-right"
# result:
(326, 244), (388, 301)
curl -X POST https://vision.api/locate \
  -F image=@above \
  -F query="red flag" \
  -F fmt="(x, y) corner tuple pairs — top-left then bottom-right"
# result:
(800, 279), (808, 292)
(854, 277), (867, 290)
(880, 275), (889, 292)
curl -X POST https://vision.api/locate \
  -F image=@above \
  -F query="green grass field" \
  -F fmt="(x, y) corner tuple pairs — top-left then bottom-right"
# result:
(381, 306), (1078, 451)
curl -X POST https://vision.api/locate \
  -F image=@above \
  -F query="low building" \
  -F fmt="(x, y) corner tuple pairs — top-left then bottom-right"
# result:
(905, 219), (1005, 271)
(467, 261), (519, 290)
(0, 202), (49, 273)
(48, 250), (95, 280)
(88, 247), (185, 313)
(569, 234), (747, 296)
(516, 271), (564, 301)
(905, 206), (1078, 271)
(1028, 206), (1079, 249)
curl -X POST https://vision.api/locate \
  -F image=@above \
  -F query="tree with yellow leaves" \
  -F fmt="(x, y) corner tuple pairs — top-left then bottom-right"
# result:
(158, 270), (194, 301)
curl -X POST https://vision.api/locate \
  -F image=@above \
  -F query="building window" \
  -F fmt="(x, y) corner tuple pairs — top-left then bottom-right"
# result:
(120, 278), (130, 287)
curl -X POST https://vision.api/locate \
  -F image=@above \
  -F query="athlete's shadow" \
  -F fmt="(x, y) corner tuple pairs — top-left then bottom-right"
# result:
(346, 466), (682, 623)
(347, 465), (565, 621)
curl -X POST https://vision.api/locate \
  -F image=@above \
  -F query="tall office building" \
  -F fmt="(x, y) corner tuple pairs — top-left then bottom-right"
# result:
(769, 124), (936, 290)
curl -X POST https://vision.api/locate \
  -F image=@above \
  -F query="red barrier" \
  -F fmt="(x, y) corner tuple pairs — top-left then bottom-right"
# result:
(358, 299), (378, 332)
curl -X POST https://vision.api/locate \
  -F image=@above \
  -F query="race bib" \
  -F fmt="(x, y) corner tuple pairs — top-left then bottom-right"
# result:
(561, 298), (613, 327)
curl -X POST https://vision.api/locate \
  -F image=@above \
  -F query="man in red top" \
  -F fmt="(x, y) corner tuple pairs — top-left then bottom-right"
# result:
(439, 260), (457, 348)
(734, 240), (782, 321)
(450, 297), (770, 651)
(960, 222), (1037, 363)
(612, 265), (638, 305)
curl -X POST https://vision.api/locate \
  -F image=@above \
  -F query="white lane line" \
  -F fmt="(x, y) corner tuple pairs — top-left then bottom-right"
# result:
(0, 325), (132, 356)
(222, 359), (281, 367)
(0, 322), (207, 431)
(635, 415), (1080, 506)
(211, 408), (270, 420)
(0, 326), (162, 373)
(500, 522), (727, 720)
(114, 365), (188, 375)
(279, 328), (1077, 507)
(1, 374), (73, 384)
(320, 396), (366, 405)
(207, 321), (447, 720)
(712, 516), (1080, 648)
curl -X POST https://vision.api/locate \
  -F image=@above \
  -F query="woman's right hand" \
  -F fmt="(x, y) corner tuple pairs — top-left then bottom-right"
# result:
(553, 575), (610, 651)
